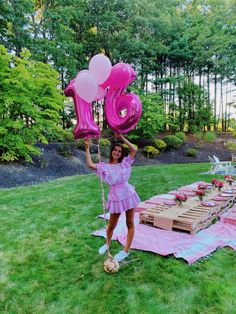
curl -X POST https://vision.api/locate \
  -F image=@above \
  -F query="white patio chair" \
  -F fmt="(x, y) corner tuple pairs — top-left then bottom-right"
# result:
(207, 155), (230, 174)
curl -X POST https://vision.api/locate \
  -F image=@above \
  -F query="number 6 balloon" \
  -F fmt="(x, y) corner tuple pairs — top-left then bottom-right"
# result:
(105, 63), (142, 134)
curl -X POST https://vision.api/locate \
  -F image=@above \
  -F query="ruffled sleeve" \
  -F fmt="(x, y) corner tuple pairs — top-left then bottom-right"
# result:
(96, 162), (108, 181)
(121, 155), (134, 168)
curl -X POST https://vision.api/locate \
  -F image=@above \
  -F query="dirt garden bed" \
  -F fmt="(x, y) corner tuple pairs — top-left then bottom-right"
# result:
(0, 134), (234, 188)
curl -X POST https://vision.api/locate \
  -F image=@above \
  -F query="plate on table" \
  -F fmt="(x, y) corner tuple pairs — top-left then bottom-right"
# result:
(201, 201), (217, 207)
(163, 200), (177, 206)
(212, 196), (227, 201)
(223, 190), (234, 194)
(220, 193), (233, 197)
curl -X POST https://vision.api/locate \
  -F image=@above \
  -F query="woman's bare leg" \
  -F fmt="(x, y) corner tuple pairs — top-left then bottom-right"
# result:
(106, 213), (120, 246)
(124, 208), (135, 252)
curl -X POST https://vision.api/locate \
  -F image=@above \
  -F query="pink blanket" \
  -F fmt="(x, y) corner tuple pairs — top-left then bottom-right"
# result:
(92, 213), (236, 264)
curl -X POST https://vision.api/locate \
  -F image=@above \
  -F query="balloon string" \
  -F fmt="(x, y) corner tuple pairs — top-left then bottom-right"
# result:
(97, 139), (113, 259)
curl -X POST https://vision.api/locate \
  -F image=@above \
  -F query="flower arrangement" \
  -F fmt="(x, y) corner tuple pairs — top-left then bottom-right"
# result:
(196, 189), (205, 201)
(215, 180), (224, 191)
(224, 175), (234, 185)
(211, 179), (218, 187)
(174, 193), (187, 206)
(198, 183), (208, 191)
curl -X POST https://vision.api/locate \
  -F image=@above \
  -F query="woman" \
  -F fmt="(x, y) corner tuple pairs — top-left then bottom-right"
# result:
(85, 134), (140, 262)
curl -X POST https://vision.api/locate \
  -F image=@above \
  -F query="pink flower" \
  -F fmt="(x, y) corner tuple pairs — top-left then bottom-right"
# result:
(198, 184), (207, 190)
(196, 189), (205, 196)
(175, 193), (187, 202)
(211, 179), (218, 186)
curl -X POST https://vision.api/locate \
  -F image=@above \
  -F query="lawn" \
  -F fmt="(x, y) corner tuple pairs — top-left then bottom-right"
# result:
(0, 163), (235, 314)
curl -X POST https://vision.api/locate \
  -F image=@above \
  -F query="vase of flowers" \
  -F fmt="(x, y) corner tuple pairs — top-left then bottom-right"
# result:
(196, 189), (205, 201)
(215, 180), (224, 191)
(174, 193), (187, 206)
(211, 179), (218, 188)
(224, 175), (234, 186)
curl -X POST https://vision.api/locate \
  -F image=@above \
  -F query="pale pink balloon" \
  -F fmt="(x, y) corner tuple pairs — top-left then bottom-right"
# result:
(89, 54), (112, 84)
(74, 71), (98, 103)
(95, 86), (107, 101)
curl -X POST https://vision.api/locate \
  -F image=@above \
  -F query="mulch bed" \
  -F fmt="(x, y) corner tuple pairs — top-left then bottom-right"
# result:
(0, 137), (234, 188)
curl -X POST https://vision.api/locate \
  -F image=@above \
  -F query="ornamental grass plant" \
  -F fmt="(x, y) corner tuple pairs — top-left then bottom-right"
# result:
(0, 163), (235, 313)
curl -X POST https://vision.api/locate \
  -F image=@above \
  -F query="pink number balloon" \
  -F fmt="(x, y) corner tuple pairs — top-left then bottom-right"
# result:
(64, 80), (100, 139)
(105, 64), (142, 134)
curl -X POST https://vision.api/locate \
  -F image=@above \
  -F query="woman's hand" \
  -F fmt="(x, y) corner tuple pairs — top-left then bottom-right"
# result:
(84, 139), (90, 147)
(115, 133), (125, 141)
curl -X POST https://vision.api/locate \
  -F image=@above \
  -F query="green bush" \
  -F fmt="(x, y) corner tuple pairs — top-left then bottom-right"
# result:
(77, 139), (84, 149)
(100, 138), (111, 146)
(143, 146), (159, 158)
(186, 148), (198, 157)
(194, 131), (204, 140)
(57, 144), (73, 157)
(175, 132), (186, 143)
(123, 143), (138, 155)
(203, 131), (217, 143)
(225, 141), (236, 150)
(99, 138), (111, 157)
(163, 135), (182, 150)
(153, 139), (167, 152)
(44, 126), (74, 143)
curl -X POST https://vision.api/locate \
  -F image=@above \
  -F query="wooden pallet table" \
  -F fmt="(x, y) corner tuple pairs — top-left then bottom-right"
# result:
(139, 188), (236, 234)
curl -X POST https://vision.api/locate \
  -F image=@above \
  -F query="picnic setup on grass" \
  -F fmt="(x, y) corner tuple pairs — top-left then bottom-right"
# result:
(66, 53), (236, 272)
(93, 177), (236, 265)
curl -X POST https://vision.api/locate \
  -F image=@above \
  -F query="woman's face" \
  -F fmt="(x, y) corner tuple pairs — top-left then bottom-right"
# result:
(112, 146), (123, 162)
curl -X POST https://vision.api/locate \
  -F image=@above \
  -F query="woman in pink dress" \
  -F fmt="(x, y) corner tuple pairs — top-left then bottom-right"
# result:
(85, 134), (140, 262)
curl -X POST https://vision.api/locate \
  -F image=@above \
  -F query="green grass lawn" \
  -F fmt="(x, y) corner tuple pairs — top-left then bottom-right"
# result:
(0, 163), (235, 314)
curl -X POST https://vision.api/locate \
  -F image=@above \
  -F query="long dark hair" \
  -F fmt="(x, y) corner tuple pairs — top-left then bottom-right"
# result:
(109, 143), (125, 163)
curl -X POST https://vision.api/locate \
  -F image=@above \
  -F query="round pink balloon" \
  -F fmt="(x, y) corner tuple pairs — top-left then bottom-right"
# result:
(89, 54), (112, 84)
(74, 71), (98, 103)
(109, 63), (131, 89)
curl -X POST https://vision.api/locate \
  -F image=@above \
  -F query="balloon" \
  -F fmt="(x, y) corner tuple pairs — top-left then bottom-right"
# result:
(74, 71), (98, 103)
(105, 64), (142, 134)
(64, 80), (100, 139)
(109, 63), (131, 89)
(95, 86), (107, 101)
(89, 54), (112, 84)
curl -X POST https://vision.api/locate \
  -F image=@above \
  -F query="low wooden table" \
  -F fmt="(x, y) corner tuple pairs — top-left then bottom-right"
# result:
(140, 186), (236, 234)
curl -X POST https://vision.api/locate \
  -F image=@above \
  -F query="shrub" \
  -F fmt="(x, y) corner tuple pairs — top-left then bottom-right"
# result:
(175, 132), (186, 143)
(57, 144), (73, 157)
(203, 131), (217, 143)
(91, 153), (99, 163)
(163, 135), (182, 150)
(225, 142), (236, 150)
(153, 139), (167, 152)
(143, 146), (159, 158)
(123, 143), (138, 155)
(44, 126), (74, 143)
(99, 138), (111, 157)
(77, 139), (84, 149)
(194, 131), (204, 140)
(186, 148), (198, 157)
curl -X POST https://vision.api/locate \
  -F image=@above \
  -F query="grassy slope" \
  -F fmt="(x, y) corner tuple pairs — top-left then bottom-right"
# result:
(0, 163), (235, 314)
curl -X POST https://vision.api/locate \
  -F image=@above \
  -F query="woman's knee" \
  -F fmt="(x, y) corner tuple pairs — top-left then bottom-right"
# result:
(107, 221), (118, 232)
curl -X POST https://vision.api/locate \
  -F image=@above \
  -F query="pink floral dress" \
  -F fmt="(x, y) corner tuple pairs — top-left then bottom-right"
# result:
(96, 155), (140, 214)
